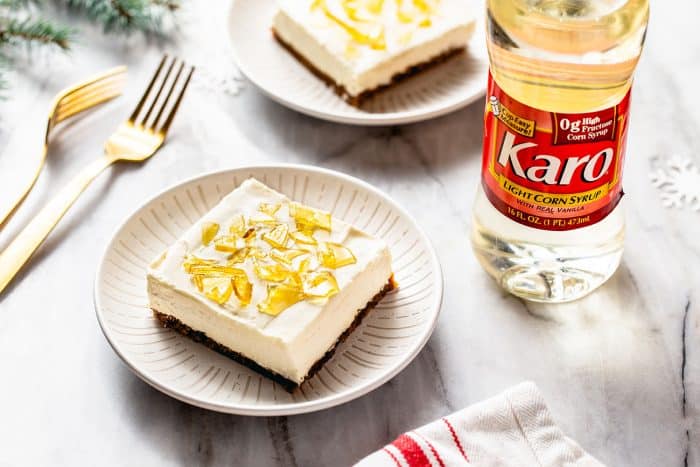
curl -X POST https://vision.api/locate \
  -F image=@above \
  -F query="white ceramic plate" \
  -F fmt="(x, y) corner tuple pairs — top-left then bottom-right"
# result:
(95, 165), (443, 415)
(227, 0), (488, 126)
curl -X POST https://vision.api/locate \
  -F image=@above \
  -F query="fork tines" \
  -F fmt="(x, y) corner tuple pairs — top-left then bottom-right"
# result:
(129, 55), (195, 135)
(54, 66), (128, 125)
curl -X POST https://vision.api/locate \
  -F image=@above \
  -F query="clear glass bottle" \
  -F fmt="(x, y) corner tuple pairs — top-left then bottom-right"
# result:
(472, 0), (649, 302)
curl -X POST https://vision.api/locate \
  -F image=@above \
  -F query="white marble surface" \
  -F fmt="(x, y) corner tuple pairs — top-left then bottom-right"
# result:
(0, 2), (698, 466)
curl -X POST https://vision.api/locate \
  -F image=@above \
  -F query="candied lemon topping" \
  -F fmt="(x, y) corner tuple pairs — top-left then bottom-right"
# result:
(303, 271), (340, 299)
(271, 248), (308, 265)
(311, 0), (439, 52)
(229, 214), (246, 236)
(201, 222), (220, 246)
(262, 224), (289, 249)
(201, 276), (234, 305)
(182, 201), (357, 316)
(258, 284), (305, 317)
(249, 213), (278, 227)
(289, 202), (331, 231)
(289, 230), (318, 245)
(258, 203), (282, 216)
(318, 242), (357, 269)
(254, 262), (300, 284)
(227, 247), (252, 264)
(233, 274), (253, 306)
(183, 255), (216, 273)
(213, 236), (239, 253)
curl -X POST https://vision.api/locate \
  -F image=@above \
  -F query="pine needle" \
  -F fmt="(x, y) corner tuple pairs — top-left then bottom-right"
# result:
(0, 0), (180, 97)
(0, 17), (73, 49)
(61, 0), (178, 33)
(150, 0), (179, 11)
(0, 0), (35, 9)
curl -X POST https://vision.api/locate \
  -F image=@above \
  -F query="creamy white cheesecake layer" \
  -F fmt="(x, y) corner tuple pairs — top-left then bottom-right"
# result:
(273, 0), (475, 97)
(147, 179), (392, 384)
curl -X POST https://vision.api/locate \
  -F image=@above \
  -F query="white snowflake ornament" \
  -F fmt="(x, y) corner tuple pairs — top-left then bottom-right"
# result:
(192, 54), (246, 96)
(650, 155), (700, 211)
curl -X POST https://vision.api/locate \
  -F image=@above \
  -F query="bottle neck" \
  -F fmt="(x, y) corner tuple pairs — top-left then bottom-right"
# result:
(486, 0), (648, 113)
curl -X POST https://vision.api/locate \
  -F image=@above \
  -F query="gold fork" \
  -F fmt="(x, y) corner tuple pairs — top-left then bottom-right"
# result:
(0, 66), (128, 229)
(0, 55), (194, 294)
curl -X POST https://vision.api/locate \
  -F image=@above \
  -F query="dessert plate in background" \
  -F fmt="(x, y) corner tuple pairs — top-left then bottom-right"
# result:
(95, 165), (443, 415)
(227, 0), (488, 126)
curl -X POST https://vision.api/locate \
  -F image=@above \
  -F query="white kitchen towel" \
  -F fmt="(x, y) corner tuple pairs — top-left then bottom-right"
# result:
(355, 382), (603, 467)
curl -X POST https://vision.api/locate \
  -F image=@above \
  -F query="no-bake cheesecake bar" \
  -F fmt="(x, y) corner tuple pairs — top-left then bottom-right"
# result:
(147, 179), (395, 392)
(272, 0), (475, 106)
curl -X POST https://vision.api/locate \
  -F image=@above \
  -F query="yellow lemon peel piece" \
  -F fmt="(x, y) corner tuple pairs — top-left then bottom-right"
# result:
(366, 0), (384, 14)
(342, 0), (374, 22)
(258, 203), (281, 217)
(397, 8), (413, 22)
(233, 274), (253, 306)
(214, 236), (239, 253)
(249, 214), (278, 227)
(249, 246), (267, 259)
(319, 0), (387, 50)
(227, 247), (251, 264)
(192, 274), (204, 292)
(229, 214), (246, 236)
(289, 202), (332, 232)
(396, 0), (436, 24)
(242, 227), (257, 243)
(202, 277), (233, 305)
(289, 229), (318, 245)
(304, 271), (340, 299)
(254, 262), (300, 284)
(298, 257), (313, 275)
(318, 242), (357, 269)
(262, 224), (289, 249)
(201, 222), (220, 246)
(188, 264), (246, 277)
(412, 0), (434, 13)
(183, 255), (217, 274)
(257, 284), (305, 316)
(271, 248), (308, 265)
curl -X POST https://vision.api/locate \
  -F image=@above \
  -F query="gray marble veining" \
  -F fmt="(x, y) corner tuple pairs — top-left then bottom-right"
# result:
(0, 1), (698, 466)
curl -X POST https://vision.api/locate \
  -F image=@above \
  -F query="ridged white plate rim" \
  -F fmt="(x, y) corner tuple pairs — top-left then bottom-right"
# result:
(227, 0), (488, 126)
(94, 164), (443, 415)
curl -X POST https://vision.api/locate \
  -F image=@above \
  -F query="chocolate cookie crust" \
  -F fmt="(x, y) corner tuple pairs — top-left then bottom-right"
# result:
(153, 278), (396, 393)
(272, 29), (465, 107)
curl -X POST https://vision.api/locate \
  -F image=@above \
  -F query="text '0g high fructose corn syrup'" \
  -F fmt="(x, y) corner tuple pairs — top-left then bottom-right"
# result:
(471, 0), (649, 302)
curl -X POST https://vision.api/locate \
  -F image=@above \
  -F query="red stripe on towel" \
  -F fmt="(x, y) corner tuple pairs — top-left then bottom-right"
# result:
(383, 447), (402, 467)
(413, 431), (445, 467)
(392, 434), (432, 467)
(442, 418), (469, 462)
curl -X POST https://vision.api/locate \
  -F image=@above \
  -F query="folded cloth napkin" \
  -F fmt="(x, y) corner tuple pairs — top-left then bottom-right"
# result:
(355, 382), (603, 467)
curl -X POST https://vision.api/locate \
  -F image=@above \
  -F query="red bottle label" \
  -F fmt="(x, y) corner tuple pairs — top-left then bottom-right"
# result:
(481, 72), (631, 231)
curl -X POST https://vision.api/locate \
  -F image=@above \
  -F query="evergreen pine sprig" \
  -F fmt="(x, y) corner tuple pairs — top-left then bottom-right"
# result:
(61, 0), (179, 34)
(150, 0), (178, 10)
(0, 17), (72, 49)
(0, 0), (34, 8)
(0, 0), (180, 97)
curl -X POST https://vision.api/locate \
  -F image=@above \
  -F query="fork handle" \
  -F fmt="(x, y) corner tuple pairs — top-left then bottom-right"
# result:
(0, 156), (115, 294)
(0, 113), (48, 229)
